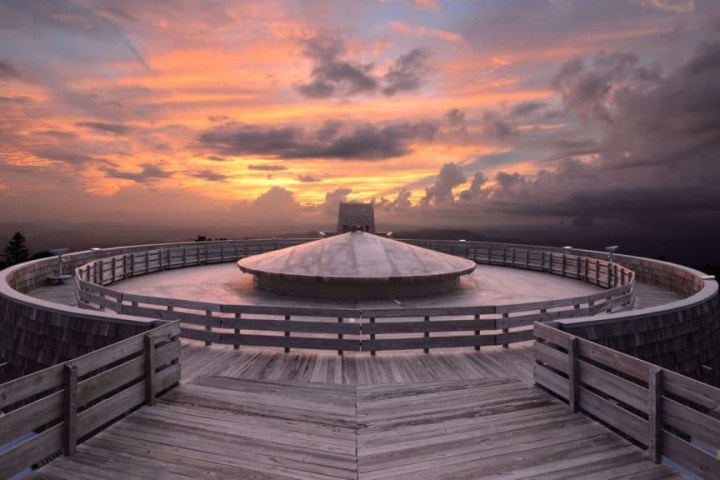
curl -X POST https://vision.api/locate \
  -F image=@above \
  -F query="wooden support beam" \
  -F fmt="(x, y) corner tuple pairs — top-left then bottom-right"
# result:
(64, 364), (78, 456)
(648, 367), (663, 463)
(423, 316), (430, 354)
(370, 317), (376, 356)
(205, 310), (212, 346)
(337, 317), (344, 356)
(234, 313), (241, 350)
(144, 334), (156, 406)
(568, 337), (579, 413)
(284, 315), (291, 353)
(474, 314), (480, 351)
(502, 313), (510, 349)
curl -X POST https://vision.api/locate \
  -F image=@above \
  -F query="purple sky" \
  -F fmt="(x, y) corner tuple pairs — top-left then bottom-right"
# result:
(0, 0), (719, 259)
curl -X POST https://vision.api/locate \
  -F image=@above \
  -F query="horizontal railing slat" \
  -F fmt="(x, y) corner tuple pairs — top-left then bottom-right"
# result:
(662, 431), (720, 479)
(223, 318), (361, 334)
(577, 340), (650, 383)
(534, 364), (569, 400)
(0, 364), (64, 411)
(578, 386), (649, 445)
(663, 396), (720, 448)
(663, 369), (720, 411)
(366, 334), (496, 351)
(363, 318), (496, 334)
(0, 389), (63, 445)
(578, 359), (648, 414)
(533, 341), (568, 374)
(0, 423), (63, 480)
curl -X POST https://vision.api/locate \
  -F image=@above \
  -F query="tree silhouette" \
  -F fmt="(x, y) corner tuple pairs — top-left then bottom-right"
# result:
(3, 232), (29, 266)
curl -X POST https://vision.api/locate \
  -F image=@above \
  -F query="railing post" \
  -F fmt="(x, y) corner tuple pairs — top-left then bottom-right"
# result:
(130, 253), (135, 277)
(284, 315), (291, 353)
(337, 317), (344, 356)
(595, 259), (600, 285)
(576, 256), (581, 279)
(111, 256), (117, 282)
(474, 313), (480, 351)
(424, 316), (430, 354)
(234, 313), (241, 350)
(568, 337), (579, 413)
(144, 334), (156, 406)
(562, 254), (566, 276)
(370, 317), (376, 356)
(64, 364), (78, 456)
(502, 312), (509, 348)
(205, 310), (212, 346)
(648, 367), (663, 463)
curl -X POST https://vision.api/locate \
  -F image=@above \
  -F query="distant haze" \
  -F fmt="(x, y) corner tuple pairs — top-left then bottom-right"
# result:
(0, 1), (718, 266)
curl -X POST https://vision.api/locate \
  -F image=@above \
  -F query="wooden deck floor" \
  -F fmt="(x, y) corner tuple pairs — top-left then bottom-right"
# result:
(30, 375), (682, 479)
(28, 342), (683, 480)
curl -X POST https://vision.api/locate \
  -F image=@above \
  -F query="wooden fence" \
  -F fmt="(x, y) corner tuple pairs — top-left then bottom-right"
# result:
(72, 242), (634, 354)
(534, 322), (720, 479)
(0, 321), (181, 479)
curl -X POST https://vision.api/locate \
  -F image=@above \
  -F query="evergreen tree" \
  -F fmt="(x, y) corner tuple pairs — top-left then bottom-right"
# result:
(4, 232), (29, 266)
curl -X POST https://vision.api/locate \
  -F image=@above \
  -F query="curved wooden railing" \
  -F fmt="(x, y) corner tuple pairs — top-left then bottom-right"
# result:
(534, 322), (720, 479)
(0, 321), (181, 479)
(73, 240), (635, 354)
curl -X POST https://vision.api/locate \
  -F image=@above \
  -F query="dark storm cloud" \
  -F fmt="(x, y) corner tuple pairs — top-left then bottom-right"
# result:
(394, 37), (720, 240)
(0, 95), (31, 104)
(458, 172), (487, 201)
(199, 120), (437, 161)
(382, 48), (430, 96)
(102, 163), (172, 183)
(298, 174), (321, 182)
(189, 169), (228, 182)
(552, 52), (661, 123)
(296, 34), (430, 98)
(481, 112), (517, 139)
(76, 121), (130, 135)
(421, 162), (466, 205)
(248, 164), (288, 171)
(296, 34), (377, 98)
(0, 60), (22, 80)
(510, 101), (547, 117)
(30, 147), (98, 165)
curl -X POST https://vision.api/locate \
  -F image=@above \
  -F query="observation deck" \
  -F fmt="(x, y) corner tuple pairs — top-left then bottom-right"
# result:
(1, 239), (717, 479)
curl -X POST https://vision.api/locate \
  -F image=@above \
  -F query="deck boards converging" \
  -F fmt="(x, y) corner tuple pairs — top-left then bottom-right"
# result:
(28, 341), (683, 480)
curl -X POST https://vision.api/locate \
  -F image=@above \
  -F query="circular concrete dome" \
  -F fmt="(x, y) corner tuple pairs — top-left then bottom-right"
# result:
(237, 231), (476, 299)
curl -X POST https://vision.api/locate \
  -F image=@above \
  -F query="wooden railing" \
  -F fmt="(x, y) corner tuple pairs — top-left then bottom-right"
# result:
(534, 322), (720, 479)
(72, 242), (634, 354)
(0, 321), (181, 479)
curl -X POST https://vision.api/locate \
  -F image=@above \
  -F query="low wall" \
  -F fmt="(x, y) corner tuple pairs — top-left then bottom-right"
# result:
(0, 239), (310, 379)
(0, 258), (159, 379)
(552, 253), (720, 386)
(1, 238), (718, 385)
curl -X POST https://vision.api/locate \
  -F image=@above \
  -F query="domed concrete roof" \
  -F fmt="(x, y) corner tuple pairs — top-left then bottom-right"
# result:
(237, 231), (476, 299)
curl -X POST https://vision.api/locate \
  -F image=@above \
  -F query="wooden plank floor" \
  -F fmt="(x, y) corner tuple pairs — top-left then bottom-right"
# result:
(31, 374), (683, 480)
(179, 340), (537, 385)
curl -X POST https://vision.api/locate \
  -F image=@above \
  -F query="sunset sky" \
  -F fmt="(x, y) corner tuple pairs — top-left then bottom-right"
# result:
(1, 0), (719, 249)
